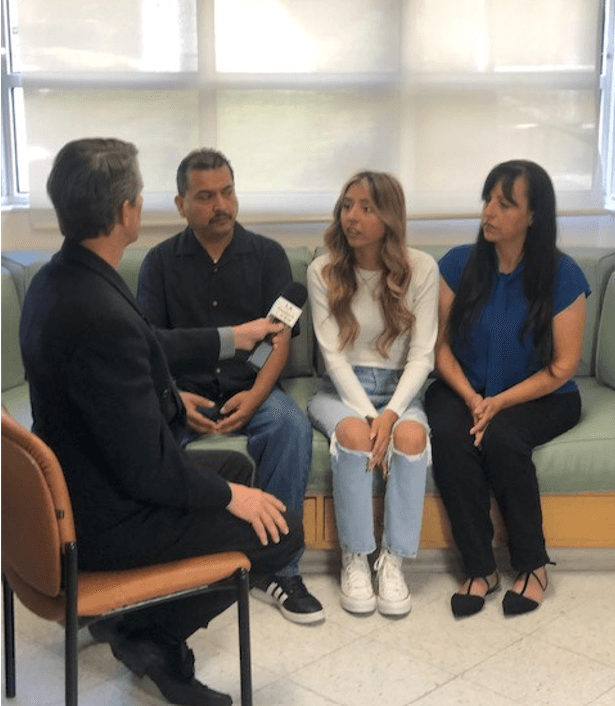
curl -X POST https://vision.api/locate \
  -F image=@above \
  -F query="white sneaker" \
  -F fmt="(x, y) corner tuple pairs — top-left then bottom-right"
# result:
(340, 552), (376, 614)
(374, 548), (412, 616)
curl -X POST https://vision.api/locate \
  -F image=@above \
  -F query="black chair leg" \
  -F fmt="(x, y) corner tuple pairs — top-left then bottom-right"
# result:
(2, 574), (16, 698)
(65, 544), (79, 706)
(237, 568), (252, 706)
(65, 615), (78, 706)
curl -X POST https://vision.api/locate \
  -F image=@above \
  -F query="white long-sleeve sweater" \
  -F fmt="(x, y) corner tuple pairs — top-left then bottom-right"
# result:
(307, 248), (439, 419)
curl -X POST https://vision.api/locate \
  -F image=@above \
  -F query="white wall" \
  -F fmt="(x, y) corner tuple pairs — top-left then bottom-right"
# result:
(2, 208), (614, 253)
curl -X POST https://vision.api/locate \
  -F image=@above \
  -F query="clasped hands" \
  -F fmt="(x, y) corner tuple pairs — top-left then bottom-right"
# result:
(181, 389), (262, 435)
(467, 392), (504, 447)
(366, 409), (398, 475)
(180, 317), (284, 435)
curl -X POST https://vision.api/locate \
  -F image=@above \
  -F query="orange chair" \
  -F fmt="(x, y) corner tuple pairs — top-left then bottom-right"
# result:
(1, 408), (253, 706)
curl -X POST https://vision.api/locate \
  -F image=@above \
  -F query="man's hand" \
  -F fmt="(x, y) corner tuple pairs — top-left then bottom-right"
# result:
(227, 483), (289, 545)
(233, 318), (284, 351)
(216, 390), (261, 434)
(179, 390), (219, 435)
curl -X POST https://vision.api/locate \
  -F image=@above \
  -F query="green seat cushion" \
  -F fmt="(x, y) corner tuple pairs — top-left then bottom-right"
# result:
(187, 432), (249, 456)
(1, 384), (32, 429)
(596, 272), (615, 390)
(1, 268), (25, 392)
(282, 376), (615, 496)
(533, 378), (615, 493)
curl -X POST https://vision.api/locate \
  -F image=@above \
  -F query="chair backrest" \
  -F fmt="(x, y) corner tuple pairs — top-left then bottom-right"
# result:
(1, 408), (76, 600)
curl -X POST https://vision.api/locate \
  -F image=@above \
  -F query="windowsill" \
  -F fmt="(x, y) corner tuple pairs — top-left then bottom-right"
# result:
(9, 204), (615, 230)
(3, 207), (613, 252)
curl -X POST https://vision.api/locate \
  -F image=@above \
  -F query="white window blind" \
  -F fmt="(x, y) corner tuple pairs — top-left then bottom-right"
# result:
(13, 0), (606, 220)
(601, 0), (615, 210)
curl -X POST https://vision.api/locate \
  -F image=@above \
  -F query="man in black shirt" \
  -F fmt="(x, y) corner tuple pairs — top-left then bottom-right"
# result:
(137, 148), (323, 625)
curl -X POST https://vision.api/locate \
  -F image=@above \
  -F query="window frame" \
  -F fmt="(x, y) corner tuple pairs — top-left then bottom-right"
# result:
(2, 0), (614, 215)
(1, 0), (26, 207)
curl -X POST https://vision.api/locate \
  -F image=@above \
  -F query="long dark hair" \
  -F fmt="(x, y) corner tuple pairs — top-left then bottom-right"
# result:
(448, 160), (560, 368)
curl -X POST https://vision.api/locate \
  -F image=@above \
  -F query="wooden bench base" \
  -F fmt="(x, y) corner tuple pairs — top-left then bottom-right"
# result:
(302, 493), (615, 550)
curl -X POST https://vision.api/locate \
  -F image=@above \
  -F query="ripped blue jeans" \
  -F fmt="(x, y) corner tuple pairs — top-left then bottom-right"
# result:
(308, 367), (430, 558)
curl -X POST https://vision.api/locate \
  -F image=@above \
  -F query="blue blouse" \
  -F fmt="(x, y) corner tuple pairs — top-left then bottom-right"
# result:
(439, 244), (591, 396)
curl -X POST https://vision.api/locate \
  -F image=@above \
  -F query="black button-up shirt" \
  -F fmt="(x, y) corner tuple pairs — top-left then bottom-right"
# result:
(137, 223), (293, 403)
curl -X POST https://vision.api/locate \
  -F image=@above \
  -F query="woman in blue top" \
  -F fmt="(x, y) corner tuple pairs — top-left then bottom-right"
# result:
(425, 160), (590, 618)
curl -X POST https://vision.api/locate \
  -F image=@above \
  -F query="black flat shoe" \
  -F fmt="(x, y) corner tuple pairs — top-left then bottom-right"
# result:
(503, 570), (548, 616)
(108, 632), (232, 706)
(451, 573), (500, 618)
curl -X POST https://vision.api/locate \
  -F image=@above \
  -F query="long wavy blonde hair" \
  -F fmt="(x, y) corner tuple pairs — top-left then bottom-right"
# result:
(322, 171), (415, 357)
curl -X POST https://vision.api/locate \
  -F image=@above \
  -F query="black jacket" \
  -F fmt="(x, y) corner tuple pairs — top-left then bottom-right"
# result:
(19, 242), (232, 569)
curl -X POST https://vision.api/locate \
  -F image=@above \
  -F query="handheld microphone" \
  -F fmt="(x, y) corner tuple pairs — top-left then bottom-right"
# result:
(247, 282), (307, 370)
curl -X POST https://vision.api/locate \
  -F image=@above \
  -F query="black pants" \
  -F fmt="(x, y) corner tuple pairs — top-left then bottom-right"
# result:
(95, 450), (304, 642)
(424, 379), (581, 578)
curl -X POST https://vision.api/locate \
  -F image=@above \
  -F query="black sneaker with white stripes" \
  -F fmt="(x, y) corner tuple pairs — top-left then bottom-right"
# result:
(251, 574), (324, 624)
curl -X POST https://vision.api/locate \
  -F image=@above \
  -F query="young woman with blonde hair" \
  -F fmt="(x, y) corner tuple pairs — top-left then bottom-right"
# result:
(307, 171), (439, 616)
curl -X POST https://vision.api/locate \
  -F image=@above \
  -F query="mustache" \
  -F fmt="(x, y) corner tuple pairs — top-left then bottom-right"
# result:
(210, 211), (233, 222)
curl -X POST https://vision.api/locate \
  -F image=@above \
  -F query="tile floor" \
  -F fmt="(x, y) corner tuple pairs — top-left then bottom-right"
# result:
(2, 552), (615, 706)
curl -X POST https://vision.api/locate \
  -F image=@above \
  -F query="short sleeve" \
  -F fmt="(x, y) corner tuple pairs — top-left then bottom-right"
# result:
(438, 245), (473, 292)
(554, 255), (592, 315)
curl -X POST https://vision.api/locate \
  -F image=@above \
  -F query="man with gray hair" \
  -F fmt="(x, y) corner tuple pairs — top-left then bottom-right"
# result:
(19, 138), (304, 706)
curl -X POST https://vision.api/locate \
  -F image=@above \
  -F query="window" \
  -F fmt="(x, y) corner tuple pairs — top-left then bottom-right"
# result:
(2, 0), (613, 218)
(601, 0), (615, 210)
(1, 0), (27, 204)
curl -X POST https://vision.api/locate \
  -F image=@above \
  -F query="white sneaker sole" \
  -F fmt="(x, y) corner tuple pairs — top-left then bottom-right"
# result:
(250, 587), (325, 625)
(279, 605), (325, 625)
(377, 593), (412, 616)
(340, 592), (377, 614)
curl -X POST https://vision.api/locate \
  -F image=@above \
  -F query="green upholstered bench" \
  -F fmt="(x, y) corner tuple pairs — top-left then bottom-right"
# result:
(3, 244), (614, 550)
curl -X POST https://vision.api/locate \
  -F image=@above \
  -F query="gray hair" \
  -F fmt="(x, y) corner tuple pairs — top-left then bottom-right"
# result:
(46, 138), (142, 243)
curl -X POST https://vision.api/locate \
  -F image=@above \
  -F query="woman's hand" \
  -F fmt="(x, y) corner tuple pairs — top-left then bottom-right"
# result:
(368, 409), (398, 473)
(466, 392), (484, 417)
(469, 395), (504, 447)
